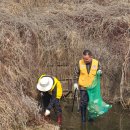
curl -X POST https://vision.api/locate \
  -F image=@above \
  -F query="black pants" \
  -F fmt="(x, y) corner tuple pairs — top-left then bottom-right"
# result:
(80, 90), (89, 107)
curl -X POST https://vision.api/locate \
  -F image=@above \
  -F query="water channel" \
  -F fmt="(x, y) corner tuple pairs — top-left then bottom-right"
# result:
(59, 101), (130, 130)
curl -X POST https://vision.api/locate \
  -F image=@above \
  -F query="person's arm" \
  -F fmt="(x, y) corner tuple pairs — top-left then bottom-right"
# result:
(46, 87), (57, 110)
(73, 63), (80, 83)
(44, 87), (57, 116)
(73, 63), (80, 90)
(97, 62), (102, 75)
(98, 62), (101, 70)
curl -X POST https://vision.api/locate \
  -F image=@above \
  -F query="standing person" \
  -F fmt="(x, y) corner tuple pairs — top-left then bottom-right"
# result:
(73, 50), (102, 123)
(36, 74), (63, 126)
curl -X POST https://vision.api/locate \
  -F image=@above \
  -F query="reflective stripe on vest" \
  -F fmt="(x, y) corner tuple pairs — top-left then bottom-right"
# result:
(78, 59), (98, 87)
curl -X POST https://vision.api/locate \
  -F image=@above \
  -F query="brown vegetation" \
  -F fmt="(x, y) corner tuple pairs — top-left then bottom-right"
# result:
(0, 0), (130, 129)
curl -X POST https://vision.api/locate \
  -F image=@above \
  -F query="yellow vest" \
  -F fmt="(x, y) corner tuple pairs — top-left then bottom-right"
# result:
(50, 77), (62, 99)
(78, 59), (98, 87)
(38, 74), (62, 99)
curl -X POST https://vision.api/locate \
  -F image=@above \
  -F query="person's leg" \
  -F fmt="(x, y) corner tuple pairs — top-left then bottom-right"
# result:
(80, 90), (89, 123)
(54, 99), (62, 126)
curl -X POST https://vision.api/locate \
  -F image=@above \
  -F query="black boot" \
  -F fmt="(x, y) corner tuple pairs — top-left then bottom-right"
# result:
(81, 105), (86, 123)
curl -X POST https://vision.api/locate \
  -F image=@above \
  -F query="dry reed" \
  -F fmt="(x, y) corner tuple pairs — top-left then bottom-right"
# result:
(0, 0), (130, 129)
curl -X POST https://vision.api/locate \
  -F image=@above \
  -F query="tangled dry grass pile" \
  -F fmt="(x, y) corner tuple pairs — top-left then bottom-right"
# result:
(0, 0), (130, 129)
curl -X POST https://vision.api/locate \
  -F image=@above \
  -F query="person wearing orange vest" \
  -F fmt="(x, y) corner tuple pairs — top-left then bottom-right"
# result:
(73, 50), (102, 123)
(36, 74), (63, 126)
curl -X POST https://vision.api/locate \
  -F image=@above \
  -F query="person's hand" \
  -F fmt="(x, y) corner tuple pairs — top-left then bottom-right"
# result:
(44, 109), (51, 116)
(73, 83), (79, 91)
(97, 70), (102, 75)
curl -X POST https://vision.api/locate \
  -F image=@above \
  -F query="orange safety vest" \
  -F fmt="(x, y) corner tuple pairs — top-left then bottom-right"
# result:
(78, 59), (98, 87)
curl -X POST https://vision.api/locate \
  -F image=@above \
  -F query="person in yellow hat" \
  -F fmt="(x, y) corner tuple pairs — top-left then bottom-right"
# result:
(36, 74), (63, 126)
(73, 50), (102, 123)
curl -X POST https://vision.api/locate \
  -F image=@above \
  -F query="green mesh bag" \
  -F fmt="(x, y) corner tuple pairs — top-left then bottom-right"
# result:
(87, 74), (112, 119)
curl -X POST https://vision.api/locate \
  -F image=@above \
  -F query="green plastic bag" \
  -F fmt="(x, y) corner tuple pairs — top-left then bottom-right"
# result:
(87, 74), (112, 119)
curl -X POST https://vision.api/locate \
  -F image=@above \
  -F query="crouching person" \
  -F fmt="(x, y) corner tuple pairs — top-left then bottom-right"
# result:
(36, 74), (63, 126)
